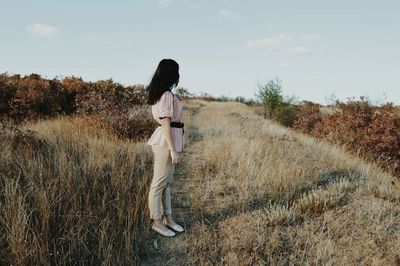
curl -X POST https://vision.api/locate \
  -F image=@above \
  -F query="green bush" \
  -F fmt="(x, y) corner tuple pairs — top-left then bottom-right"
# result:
(255, 78), (284, 118)
(273, 103), (299, 127)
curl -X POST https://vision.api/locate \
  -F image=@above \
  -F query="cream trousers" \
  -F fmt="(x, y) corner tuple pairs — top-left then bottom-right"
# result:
(148, 144), (175, 220)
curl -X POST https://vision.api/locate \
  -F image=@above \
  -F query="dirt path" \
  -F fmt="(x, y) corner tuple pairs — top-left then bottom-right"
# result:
(140, 104), (204, 265)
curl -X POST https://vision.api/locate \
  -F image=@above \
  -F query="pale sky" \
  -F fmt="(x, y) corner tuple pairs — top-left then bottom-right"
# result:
(1, 0), (399, 104)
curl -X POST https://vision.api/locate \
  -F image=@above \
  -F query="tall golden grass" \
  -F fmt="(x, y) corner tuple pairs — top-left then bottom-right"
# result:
(0, 116), (153, 264)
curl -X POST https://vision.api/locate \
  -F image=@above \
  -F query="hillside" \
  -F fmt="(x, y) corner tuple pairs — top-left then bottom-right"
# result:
(141, 100), (400, 265)
(0, 100), (399, 265)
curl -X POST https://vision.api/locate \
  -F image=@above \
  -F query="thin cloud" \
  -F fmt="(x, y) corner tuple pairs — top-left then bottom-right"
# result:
(26, 23), (61, 37)
(245, 33), (321, 57)
(157, 0), (174, 8)
(245, 33), (295, 50)
(286, 46), (312, 55)
(302, 34), (321, 41)
(218, 9), (241, 19)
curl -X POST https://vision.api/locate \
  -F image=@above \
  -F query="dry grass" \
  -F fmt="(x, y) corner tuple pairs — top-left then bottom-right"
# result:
(182, 101), (400, 265)
(0, 117), (153, 265)
(1, 100), (399, 265)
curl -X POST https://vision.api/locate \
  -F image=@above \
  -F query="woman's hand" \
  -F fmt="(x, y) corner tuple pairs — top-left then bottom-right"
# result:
(170, 149), (179, 165)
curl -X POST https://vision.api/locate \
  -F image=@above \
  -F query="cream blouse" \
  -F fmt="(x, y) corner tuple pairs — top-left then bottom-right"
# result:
(146, 90), (185, 152)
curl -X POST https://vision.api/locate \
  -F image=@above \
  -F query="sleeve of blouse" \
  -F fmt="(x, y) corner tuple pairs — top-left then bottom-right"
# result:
(158, 91), (174, 119)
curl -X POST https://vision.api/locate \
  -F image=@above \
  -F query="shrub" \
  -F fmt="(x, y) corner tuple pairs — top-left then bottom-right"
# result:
(73, 79), (155, 141)
(0, 74), (18, 114)
(255, 78), (284, 119)
(292, 98), (400, 176)
(175, 87), (194, 99)
(197, 92), (215, 102)
(107, 105), (158, 141)
(74, 79), (118, 115)
(292, 101), (323, 134)
(74, 79), (147, 115)
(8, 74), (61, 120)
(273, 103), (299, 127)
(0, 73), (149, 124)
(60, 76), (90, 114)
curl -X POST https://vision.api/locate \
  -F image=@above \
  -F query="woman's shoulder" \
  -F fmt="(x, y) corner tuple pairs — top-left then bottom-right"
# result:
(157, 90), (173, 102)
(162, 90), (182, 102)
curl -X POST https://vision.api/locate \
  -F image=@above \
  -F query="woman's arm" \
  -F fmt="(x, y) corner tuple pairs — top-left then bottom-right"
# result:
(160, 117), (179, 164)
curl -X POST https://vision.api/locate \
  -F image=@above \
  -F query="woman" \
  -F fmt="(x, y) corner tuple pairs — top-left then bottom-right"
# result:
(146, 59), (185, 237)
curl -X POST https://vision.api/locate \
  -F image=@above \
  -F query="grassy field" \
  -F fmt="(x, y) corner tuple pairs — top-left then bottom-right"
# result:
(0, 116), (154, 264)
(1, 100), (399, 265)
(142, 100), (400, 265)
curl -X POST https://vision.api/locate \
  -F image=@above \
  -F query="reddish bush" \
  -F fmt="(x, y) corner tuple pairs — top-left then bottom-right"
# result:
(108, 105), (159, 141)
(0, 74), (18, 114)
(60, 76), (91, 114)
(73, 79), (156, 141)
(0, 73), (155, 141)
(293, 98), (400, 176)
(8, 74), (61, 121)
(292, 102), (323, 134)
(74, 79), (147, 115)
(74, 79), (118, 115)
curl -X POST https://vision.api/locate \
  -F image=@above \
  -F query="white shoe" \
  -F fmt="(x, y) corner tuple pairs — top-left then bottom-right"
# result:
(151, 223), (175, 237)
(164, 221), (185, 233)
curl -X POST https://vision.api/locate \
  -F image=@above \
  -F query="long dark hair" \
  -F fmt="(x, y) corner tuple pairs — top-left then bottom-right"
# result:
(146, 59), (180, 105)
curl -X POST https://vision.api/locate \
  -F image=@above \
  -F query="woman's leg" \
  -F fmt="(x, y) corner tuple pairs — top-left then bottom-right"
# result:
(148, 145), (171, 221)
(162, 162), (175, 216)
(164, 155), (182, 226)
